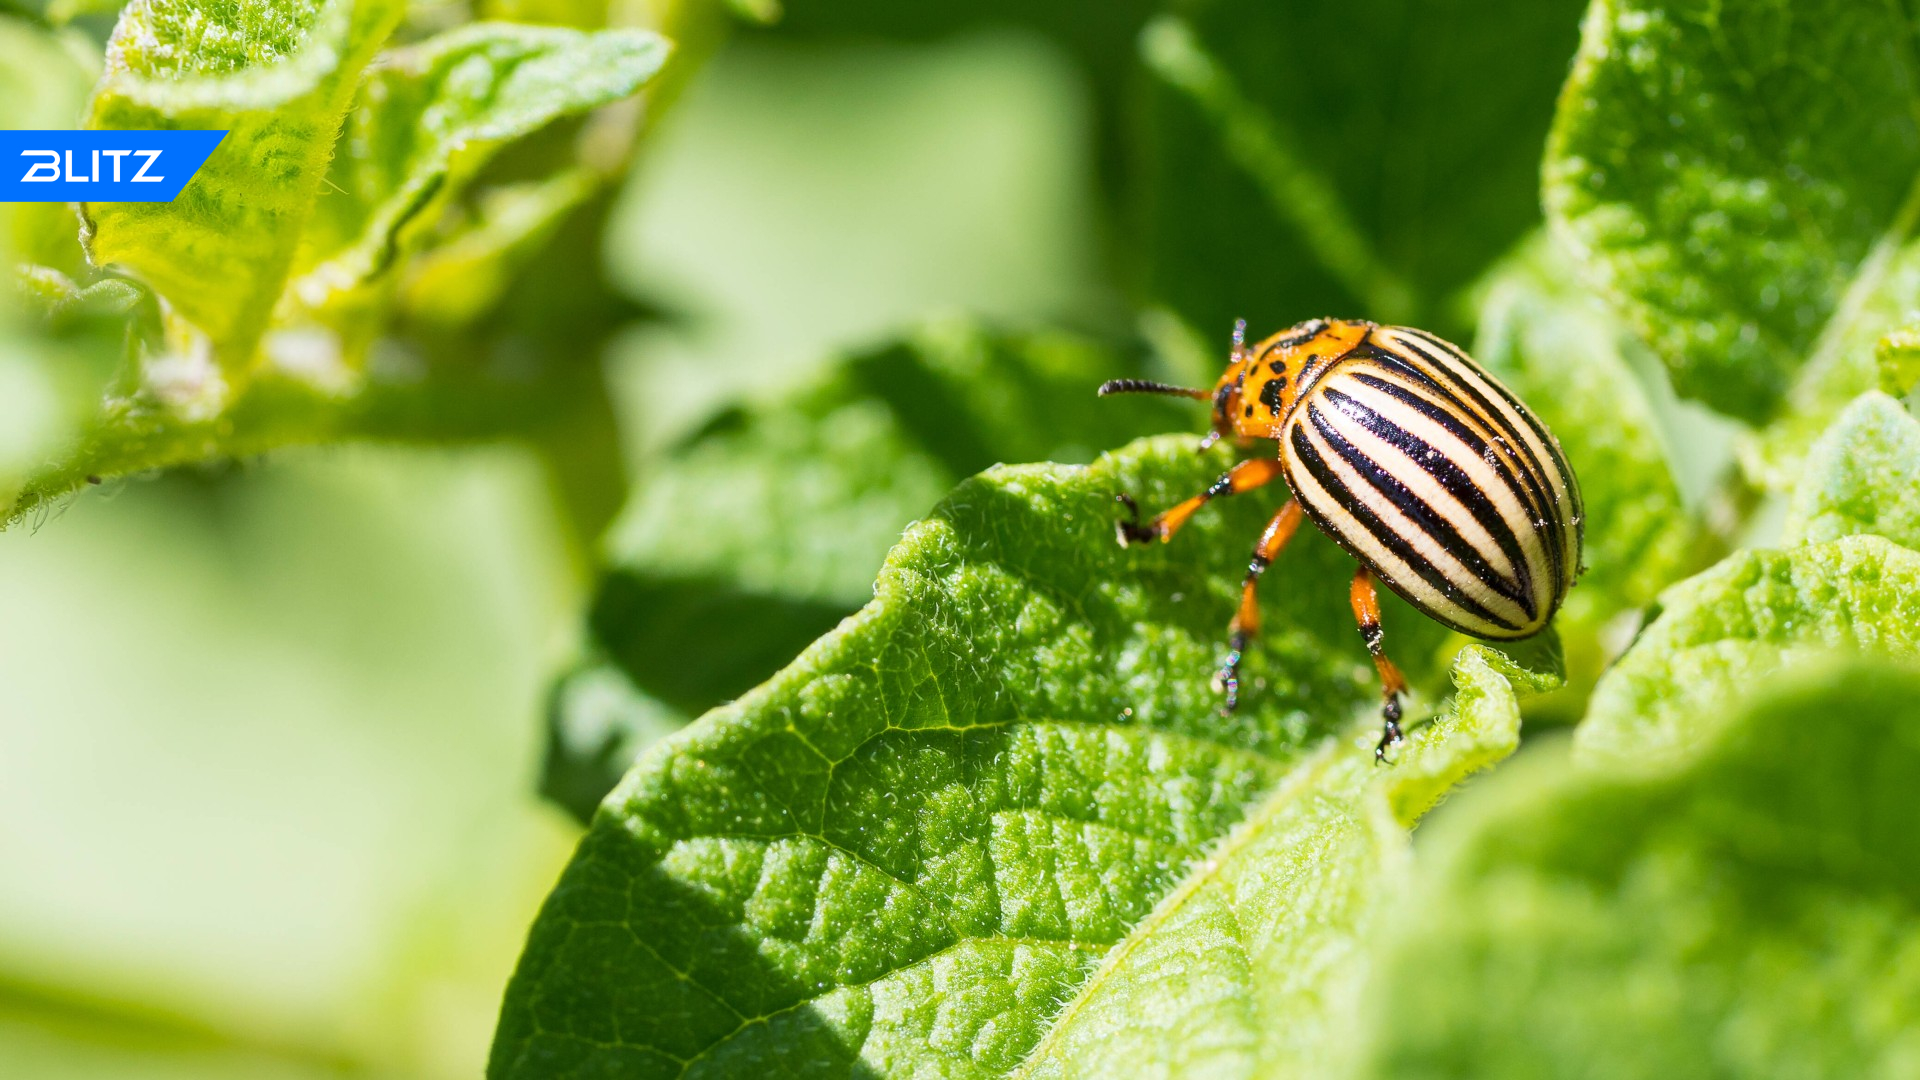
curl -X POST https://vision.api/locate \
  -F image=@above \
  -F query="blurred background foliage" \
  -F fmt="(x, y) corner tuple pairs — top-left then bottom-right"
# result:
(0, 0), (1743, 1074)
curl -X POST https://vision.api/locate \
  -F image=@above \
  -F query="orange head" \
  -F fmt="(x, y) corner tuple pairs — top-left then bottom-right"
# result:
(1100, 317), (1375, 441)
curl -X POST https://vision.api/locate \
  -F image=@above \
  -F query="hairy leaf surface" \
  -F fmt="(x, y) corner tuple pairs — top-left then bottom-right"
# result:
(1784, 392), (1920, 550)
(84, 0), (402, 360)
(1546, 0), (1920, 422)
(297, 23), (669, 307)
(1015, 644), (1552, 1080)
(492, 434), (1556, 1077)
(1366, 660), (1920, 1078)
(545, 324), (1188, 814)
(1577, 535), (1920, 763)
(0, 19), (125, 516)
(14, 5), (674, 525)
(1582, 389), (1920, 760)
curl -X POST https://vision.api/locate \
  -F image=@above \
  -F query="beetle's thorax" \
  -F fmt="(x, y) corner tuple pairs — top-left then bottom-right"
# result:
(1210, 317), (1374, 440)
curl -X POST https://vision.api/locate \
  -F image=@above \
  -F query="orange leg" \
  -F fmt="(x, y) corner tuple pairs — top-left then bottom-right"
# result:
(1214, 499), (1305, 712)
(1350, 566), (1410, 763)
(1116, 457), (1285, 546)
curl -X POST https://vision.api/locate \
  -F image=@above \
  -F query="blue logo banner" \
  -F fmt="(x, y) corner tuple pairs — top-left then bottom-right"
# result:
(0, 130), (226, 203)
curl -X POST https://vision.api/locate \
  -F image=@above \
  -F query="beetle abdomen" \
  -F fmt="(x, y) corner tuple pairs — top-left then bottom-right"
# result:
(1279, 325), (1582, 640)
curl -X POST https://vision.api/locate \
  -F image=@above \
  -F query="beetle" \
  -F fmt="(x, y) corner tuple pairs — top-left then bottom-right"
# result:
(1101, 317), (1583, 761)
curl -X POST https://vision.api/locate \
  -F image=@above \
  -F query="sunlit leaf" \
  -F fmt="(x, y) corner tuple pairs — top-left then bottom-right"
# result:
(1365, 659), (1920, 1077)
(1784, 392), (1920, 550)
(491, 432), (1549, 1076)
(295, 23), (670, 313)
(83, 0), (404, 362)
(1577, 535), (1920, 763)
(9, 5), (675, 526)
(1470, 237), (1706, 714)
(544, 323), (1189, 815)
(1016, 643), (1552, 1080)
(1582, 387), (1920, 761)
(1546, 0), (1920, 423)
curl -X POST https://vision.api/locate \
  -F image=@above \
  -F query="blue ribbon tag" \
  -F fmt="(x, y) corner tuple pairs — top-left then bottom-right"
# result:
(0, 130), (227, 203)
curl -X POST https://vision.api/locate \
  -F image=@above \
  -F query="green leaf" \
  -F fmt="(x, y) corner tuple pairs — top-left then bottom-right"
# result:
(1576, 535), (1920, 763)
(1584, 390), (1920, 761)
(541, 659), (689, 825)
(543, 323), (1191, 811)
(1363, 658), (1920, 1078)
(395, 169), (597, 328)
(14, 267), (147, 324)
(0, 321), (125, 518)
(1470, 237), (1706, 713)
(1784, 392), (1920, 550)
(761, 1), (1157, 224)
(82, 0), (403, 363)
(609, 324), (1184, 605)
(0, 17), (97, 275)
(1014, 643), (1548, 1080)
(44, 0), (133, 25)
(492, 433), (1483, 1076)
(294, 23), (671, 312)
(763, 0), (1582, 338)
(1137, 16), (1413, 322)
(0, 16), (93, 130)
(3, 325), (614, 522)
(12, 16), (676, 526)
(1878, 324), (1920, 398)
(0, 20), (122, 517)
(1139, 0), (1586, 338)
(1545, 0), (1920, 423)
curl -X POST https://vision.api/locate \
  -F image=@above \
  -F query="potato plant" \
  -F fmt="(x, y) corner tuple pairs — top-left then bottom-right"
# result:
(5, 0), (1919, 1076)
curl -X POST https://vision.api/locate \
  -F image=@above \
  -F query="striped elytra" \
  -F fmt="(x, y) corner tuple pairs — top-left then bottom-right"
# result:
(1283, 325), (1583, 640)
(1101, 317), (1583, 759)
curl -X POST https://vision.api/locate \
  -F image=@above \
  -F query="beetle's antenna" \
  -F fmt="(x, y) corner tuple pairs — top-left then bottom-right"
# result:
(1098, 379), (1210, 400)
(1230, 318), (1247, 361)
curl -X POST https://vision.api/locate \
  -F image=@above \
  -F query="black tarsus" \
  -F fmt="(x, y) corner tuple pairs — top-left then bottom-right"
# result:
(1374, 697), (1404, 765)
(1215, 630), (1248, 714)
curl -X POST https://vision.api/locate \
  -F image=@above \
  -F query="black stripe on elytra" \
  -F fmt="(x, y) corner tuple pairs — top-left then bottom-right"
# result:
(1367, 338), (1566, 584)
(1359, 340), (1551, 522)
(1429, 331), (1580, 521)
(1486, 373), (1583, 558)
(1392, 331), (1571, 535)
(1308, 402), (1534, 616)
(1345, 370), (1552, 590)
(1317, 387), (1538, 614)
(1290, 425), (1519, 633)
(1471, 361), (1585, 531)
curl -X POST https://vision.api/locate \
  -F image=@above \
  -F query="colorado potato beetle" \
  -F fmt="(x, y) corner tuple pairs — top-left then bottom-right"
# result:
(1102, 317), (1583, 761)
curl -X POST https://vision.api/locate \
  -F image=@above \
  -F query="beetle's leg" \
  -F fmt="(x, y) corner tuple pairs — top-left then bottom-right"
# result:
(1116, 457), (1284, 546)
(1215, 499), (1305, 712)
(1349, 566), (1410, 764)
